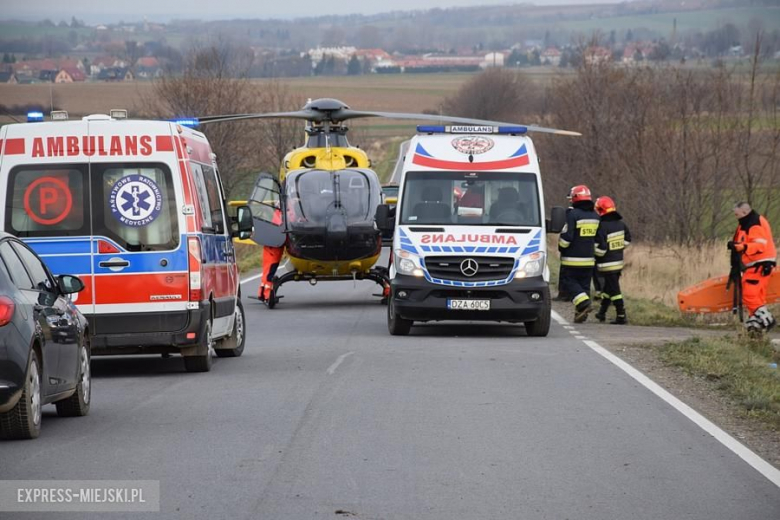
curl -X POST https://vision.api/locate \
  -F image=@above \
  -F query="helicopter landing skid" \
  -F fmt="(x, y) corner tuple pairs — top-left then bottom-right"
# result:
(270, 267), (390, 308)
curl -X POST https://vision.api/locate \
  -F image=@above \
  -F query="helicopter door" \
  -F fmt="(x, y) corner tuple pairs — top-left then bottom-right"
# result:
(248, 173), (286, 247)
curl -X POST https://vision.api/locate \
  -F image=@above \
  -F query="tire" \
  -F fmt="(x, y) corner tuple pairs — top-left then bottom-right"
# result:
(387, 294), (412, 336)
(0, 350), (42, 440)
(184, 321), (213, 373)
(215, 299), (246, 358)
(267, 289), (277, 309)
(55, 335), (91, 417)
(525, 287), (551, 337)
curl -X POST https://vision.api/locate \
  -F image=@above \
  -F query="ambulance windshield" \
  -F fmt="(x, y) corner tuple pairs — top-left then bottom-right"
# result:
(399, 171), (541, 226)
(285, 169), (381, 227)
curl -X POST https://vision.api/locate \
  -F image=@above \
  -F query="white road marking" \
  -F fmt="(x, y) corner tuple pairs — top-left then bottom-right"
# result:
(240, 274), (262, 285)
(563, 325), (575, 330)
(551, 310), (780, 489)
(327, 351), (355, 375)
(575, 335), (587, 340)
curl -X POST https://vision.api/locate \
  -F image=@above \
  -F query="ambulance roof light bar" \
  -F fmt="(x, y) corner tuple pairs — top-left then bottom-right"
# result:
(27, 111), (44, 122)
(50, 110), (68, 121)
(416, 125), (528, 135)
(109, 109), (128, 120)
(172, 117), (199, 128)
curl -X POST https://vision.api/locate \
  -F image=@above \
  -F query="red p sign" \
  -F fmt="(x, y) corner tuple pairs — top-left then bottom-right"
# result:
(23, 176), (73, 225)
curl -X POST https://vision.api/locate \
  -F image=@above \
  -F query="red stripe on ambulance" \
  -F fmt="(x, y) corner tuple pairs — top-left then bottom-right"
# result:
(93, 272), (188, 304)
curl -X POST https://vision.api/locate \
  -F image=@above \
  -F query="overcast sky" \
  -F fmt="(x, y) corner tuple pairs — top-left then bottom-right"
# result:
(5, 0), (626, 23)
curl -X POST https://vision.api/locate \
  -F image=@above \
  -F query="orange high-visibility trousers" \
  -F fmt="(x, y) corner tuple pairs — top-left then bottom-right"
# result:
(742, 267), (771, 315)
(259, 245), (284, 299)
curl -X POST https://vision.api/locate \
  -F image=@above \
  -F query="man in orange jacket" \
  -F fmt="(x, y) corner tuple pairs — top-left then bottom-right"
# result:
(729, 202), (777, 333)
(258, 207), (285, 303)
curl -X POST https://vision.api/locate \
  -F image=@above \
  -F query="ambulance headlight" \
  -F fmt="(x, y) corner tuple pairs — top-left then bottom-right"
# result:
(515, 252), (546, 279)
(395, 249), (424, 277)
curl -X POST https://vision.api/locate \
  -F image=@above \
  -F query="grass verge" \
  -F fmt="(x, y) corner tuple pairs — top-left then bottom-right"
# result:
(660, 336), (780, 429)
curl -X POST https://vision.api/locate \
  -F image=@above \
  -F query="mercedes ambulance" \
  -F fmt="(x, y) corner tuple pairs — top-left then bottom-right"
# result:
(0, 111), (253, 372)
(378, 125), (565, 336)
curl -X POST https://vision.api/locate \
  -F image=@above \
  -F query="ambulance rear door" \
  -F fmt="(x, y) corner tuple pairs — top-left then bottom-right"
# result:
(1, 121), (95, 318)
(87, 121), (189, 336)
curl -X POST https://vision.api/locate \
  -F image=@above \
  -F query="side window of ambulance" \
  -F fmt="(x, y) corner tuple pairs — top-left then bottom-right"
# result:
(201, 164), (226, 234)
(92, 163), (179, 251)
(190, 163), (213, 231)
(10, 242), (54, 293)
(0, 241), (34, 290)
(5, 165), (89, 237)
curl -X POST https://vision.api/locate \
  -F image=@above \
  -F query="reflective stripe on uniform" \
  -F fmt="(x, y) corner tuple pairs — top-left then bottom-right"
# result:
(610, 293), (624, 301)
(752, 238), (768, 244)
(577, 219), (600, 227)
(559, 237), (571, 248)
(745, 257), (776, 267)
(607, 231), (625, 239)
(561, 257), (595, 267)
(595, 246), (607, 257)
(573, 292), (590, 305)
(597, 260), (624, 272)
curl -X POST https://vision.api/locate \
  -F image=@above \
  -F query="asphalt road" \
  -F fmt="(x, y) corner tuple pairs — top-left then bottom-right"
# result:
(1, 272), (779, 519)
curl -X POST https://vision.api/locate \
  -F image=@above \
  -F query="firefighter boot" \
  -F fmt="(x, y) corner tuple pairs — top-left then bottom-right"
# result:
(574, 300), (592, 324)
(595, 298), (610, 323)
(610, 299), (627, 325)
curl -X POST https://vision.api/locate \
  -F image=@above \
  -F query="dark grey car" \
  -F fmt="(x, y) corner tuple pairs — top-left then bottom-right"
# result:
(0, 233), (90, 440)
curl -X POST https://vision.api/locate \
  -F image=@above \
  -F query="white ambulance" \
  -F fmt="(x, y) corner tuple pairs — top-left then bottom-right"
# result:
(0, 111), (253, 372)
(378, 125), (566, 336)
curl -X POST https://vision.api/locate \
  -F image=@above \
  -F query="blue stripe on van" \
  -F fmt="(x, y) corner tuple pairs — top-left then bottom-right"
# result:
(38, 255), (92, 275)
(25, 238), (92, 255)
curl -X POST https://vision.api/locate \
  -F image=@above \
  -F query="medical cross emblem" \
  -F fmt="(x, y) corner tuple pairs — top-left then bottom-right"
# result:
(109, 175), (163, 227)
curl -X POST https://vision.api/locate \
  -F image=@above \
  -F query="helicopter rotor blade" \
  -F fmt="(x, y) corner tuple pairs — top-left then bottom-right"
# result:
(197, 110), (325, 125)
(337, 110), (582, 136)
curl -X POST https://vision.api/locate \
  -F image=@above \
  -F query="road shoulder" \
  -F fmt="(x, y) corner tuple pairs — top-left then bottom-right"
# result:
(552, 300), (780, 471)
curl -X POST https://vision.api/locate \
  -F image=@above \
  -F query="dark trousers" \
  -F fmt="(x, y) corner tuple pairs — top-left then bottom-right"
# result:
(597, 271), (625, 316)
(560, 266), (593, 308)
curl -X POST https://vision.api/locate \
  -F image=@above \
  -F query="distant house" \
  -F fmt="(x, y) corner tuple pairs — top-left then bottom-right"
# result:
(39, 69), (58, 82)
(55, 67), (86, 83)
(481, 52), (506, 68)
(134, 65), (163, 79)
(91, 56), (127, 76)
(98, 67), (134, 82)
(0, 71), (17, 84)
(584, 46), (612, 65)
(135, 56), (160, 68)
(541, 47), (562, 66)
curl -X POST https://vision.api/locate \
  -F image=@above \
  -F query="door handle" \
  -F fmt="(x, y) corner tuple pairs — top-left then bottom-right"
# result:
(99, 260), (130, 268)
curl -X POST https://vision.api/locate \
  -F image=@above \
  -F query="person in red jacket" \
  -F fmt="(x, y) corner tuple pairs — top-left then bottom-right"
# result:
(258, 207), (284, 303)
(729, 202), (777, 333)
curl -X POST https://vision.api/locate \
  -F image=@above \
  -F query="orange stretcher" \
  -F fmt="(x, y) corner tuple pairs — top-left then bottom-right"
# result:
(678, 267), (780, 314)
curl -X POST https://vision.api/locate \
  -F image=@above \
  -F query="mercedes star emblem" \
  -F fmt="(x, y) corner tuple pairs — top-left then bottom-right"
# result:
(460, 258), (479, 277)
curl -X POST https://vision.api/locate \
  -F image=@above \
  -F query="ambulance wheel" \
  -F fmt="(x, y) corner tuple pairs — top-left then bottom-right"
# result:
(184, 321), (213, 373)
(387, 294), (412, 336)
(215, 299), (246, 358)
(266, 289), (277, 309)
(525, 288), (551, 337)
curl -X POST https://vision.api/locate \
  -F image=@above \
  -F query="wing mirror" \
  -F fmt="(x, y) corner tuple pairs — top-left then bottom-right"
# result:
(233, 205), (254, 240)
(57, 275), (85, 295)
(546, 206), (566, 234)
(374, 204), (395, 233)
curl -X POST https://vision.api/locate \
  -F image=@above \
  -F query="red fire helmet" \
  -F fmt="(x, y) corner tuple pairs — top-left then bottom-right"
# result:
(595, 195), (617, 216)
(568, 185), (592, 203)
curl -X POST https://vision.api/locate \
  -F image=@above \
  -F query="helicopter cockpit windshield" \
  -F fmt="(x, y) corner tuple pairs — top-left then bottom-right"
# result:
(285, 168), (381, 229)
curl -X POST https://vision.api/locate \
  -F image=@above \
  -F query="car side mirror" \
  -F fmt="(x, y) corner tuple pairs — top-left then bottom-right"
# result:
(375, 204), (395, 233)
(233, 205), (254, 240)
(546, 206), (566, 234)
(57, 275), (84, 295)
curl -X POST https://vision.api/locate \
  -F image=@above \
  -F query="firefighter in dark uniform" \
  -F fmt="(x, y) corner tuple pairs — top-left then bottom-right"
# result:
(593, 196), (632, 324)
(558, 185), (600, 323)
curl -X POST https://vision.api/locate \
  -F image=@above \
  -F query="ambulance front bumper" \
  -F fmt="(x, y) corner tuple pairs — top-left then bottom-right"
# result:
(391, 274), (548, 322)
(88, 305), (210, 354)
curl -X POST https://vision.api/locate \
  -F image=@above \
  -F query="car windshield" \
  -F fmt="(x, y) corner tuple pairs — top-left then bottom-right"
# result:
(399, 170), (540, 226)
(285, 168), (381, 226)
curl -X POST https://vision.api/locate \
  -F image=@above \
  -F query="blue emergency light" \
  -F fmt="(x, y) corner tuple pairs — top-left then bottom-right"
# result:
(172, 118), (200, 128)
(27, 111), (44, 122)
(416, 125), (527, 135)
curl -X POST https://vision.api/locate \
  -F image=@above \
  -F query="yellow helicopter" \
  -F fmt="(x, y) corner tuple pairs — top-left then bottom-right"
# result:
(198, 98), (577, 308)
